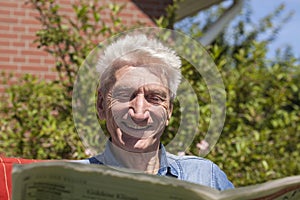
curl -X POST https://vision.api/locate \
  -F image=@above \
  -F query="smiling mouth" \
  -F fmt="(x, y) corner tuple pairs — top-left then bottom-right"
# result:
(122, 122), (150, 130)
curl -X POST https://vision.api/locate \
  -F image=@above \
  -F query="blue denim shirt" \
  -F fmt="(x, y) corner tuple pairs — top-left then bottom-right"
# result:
(80, 142), (234, 191)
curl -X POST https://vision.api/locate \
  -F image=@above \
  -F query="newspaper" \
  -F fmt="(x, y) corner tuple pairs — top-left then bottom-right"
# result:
(12, 162), (300, 200)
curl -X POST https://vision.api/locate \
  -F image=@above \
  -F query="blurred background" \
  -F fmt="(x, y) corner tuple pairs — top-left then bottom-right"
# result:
(250, 0), (299, 59)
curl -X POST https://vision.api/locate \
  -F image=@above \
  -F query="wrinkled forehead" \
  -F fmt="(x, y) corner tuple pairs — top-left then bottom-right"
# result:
(116, 65), (168, 85)
(113, 66), (169, 92)
(98, 57), (174, 99)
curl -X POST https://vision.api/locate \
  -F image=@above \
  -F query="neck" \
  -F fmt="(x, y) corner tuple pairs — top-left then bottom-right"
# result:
(109, 142), (161, 174)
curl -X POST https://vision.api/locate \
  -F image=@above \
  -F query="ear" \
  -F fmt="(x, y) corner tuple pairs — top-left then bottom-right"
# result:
(165, 103), (173, 126)
(97, 90), (106, 119)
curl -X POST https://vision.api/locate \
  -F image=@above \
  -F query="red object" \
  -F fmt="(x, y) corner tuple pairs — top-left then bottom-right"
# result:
(0, 157), (44, 200)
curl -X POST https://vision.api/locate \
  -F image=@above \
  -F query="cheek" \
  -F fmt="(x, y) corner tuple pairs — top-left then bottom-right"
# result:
(149, 105), (169, 120)
(161, 101), (170, 112)
(107, 99), (129, 120)
(105, 102), (128, 135)
(157, 101), (171, 117)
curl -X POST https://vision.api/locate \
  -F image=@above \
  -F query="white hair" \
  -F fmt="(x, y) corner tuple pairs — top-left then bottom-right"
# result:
(96, 34), (182, 99)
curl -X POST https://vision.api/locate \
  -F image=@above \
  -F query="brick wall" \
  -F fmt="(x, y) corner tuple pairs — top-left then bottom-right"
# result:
(0, 0), (171, 93)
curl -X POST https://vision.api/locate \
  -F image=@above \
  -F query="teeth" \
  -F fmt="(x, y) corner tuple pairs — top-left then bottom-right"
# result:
(126, 123), (148, 130)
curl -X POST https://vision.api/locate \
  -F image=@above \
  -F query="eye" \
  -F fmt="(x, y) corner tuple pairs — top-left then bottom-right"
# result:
(146, 94), (164, 105)
(113, 91), (131, 101)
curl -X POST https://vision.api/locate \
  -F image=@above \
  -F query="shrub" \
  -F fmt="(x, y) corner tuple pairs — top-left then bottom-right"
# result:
(0, 75), (86, 159)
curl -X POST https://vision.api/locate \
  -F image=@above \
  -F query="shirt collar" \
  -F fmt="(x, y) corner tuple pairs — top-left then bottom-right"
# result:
(95, 141), (178, 178)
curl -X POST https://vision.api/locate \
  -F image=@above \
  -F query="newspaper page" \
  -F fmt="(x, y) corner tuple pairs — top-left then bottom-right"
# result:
(12, 162), (218, 200)
(219, 175), (300, 200)
(12, 162), (300, 200)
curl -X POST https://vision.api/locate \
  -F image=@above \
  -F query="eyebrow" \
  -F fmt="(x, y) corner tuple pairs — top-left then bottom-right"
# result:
(144, 85), (168, 96)
(113, 83), (169, 95)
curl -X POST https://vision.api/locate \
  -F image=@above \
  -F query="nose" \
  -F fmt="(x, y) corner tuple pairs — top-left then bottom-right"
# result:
(129, 94), (150, 123)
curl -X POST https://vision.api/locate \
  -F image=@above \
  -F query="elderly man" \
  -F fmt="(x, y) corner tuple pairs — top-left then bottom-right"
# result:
(84, 34), (234, 191)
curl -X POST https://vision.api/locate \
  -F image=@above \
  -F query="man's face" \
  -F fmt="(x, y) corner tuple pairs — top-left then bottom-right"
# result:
(100, 66), (172, 153)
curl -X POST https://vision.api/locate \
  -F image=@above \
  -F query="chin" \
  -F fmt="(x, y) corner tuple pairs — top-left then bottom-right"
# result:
(118, 135), (159, 153)
(110, 127), (162, 153)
